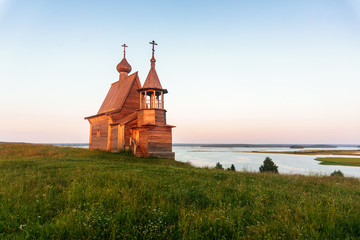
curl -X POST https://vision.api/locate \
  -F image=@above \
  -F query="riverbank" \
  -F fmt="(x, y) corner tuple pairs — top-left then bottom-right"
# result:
(242, 149), (360, 156)
(1, 143), (360, 239)
(316, 157), (360, 167)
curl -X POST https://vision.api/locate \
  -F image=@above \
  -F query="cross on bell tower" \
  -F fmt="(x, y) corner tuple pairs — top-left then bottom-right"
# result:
(149, 40), (157, 60)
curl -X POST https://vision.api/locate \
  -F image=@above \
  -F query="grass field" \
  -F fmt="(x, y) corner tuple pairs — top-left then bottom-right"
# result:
(315, 157), (360, 167)
(1, 143), (360, 239)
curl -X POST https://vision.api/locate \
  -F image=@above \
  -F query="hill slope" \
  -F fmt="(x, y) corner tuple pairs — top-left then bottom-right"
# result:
(0, 143), (360, 239)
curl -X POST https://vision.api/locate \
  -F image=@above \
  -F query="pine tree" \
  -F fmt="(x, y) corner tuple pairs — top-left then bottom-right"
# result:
(230, 164), (236, 171)
(215, 162), (224, 170)
(330, 170), (344, 177)
(259, 157), (278, 173)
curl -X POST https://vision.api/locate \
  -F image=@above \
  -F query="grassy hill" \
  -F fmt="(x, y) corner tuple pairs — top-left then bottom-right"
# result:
(0, 143), (360, 239)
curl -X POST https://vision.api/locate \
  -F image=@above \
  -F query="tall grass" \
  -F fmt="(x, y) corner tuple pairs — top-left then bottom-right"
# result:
(0, 143), (360, 239)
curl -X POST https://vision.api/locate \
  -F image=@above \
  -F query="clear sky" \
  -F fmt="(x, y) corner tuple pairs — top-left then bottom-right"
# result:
(0, 0), (359, 144)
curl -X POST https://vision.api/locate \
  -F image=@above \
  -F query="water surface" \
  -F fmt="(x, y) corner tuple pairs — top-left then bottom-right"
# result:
(174, 146), (360, 178)
(63, 144), (360, 178)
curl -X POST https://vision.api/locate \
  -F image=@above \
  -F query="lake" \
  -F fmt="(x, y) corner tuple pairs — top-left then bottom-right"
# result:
(173, 146), (360, 178)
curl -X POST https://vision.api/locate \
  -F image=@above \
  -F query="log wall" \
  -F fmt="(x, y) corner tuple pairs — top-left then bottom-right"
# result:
(117, 125), (125, 150)
(139, 129), (149, 155)
(147, 126), (172, 153)
(138, 109), (166, 127)
(89, 115), (110, 150)
(110, 125), (118, 151)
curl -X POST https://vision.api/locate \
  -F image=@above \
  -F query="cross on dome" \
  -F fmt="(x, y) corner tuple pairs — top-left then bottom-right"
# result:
(121, 43), (128, 57)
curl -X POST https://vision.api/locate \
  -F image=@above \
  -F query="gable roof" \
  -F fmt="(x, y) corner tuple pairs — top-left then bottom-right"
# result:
(111, 112), (138, 126)
(97, 72), (140, 114)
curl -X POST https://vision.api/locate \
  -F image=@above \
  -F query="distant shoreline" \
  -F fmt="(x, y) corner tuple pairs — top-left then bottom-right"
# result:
(1, 142), (359, 148)
(173, 144), (360, 148)
(242, 149), (360, 156)
(315, 157), (360, 167)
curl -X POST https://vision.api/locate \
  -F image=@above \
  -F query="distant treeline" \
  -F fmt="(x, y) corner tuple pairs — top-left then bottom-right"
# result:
(2, 142), (358, 148)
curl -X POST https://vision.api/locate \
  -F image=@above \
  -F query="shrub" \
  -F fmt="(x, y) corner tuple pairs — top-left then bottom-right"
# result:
(227, 164), (236, 171)
(215, 162), (224, 170)
(330, 170), (344, 177)
(259, 157), (278, 173)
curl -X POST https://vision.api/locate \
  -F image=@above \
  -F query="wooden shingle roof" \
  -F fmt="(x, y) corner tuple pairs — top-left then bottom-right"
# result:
(143, 62), (163, 89)
(110, 112), (138, 125)
(97, 72), (140, 114)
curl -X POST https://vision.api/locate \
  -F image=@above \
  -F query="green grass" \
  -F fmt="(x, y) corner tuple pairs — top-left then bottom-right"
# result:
(1, 143), (360, 239)
(315, 157), (360, 167)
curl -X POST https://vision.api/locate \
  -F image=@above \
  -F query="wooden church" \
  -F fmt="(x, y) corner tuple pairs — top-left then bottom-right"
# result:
(85, 41), (175, 159)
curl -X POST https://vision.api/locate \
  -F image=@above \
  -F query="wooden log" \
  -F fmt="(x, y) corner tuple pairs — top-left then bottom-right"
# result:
(118, 124), (125, 150)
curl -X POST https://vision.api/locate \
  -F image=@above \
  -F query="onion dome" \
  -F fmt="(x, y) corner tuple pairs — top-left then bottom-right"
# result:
(116, 57), (132, 73)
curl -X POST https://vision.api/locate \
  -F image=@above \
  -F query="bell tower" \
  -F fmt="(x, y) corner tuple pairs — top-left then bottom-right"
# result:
(138, 40), (168, 126)
(132, 40), (175, 159)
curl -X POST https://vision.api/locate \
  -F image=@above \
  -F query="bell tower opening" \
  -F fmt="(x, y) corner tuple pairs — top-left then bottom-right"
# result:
(140, 90), (164, 109)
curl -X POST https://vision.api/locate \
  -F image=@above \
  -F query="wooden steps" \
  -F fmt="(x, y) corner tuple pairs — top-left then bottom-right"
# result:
(129, 137), (144, 157)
